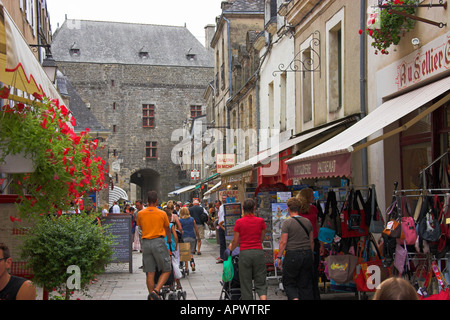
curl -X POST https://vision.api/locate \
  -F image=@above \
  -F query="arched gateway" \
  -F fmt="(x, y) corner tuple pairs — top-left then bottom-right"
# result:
(130, 169), (161, 203)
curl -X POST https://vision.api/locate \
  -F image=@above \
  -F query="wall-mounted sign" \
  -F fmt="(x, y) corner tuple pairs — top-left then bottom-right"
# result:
(216, 154), (236, 173)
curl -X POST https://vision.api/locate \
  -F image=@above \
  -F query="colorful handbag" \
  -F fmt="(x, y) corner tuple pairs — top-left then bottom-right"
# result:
(394, 241), (408, 275)
(319, 191), (340, 243)
(340, 189), (369, 238)
(318, 227), (336, 244)
(400, 216), (417, 245)
(369, 188), (385, 234)
(326, 254), (358, 284)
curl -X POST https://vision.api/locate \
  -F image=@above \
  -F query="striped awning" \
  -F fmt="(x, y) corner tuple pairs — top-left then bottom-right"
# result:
(109, 186), (128, 207)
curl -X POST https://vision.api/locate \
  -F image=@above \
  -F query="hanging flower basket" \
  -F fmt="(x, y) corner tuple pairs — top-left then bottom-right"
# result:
(360, 0), (417, 55)
(0, 86), (108, 219)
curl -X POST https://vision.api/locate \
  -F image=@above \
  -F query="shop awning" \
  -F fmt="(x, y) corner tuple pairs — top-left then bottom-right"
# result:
(220, 117), (355, 180)
(0, 6), (64, 102)
(203, 181), (223, 196)
(168, 184), (196, 197)
(286, 76), (450, 180)
(195, 173), (220, 189)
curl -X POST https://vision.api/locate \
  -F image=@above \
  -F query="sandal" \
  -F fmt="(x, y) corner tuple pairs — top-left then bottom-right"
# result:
(148, 290), (161, 300)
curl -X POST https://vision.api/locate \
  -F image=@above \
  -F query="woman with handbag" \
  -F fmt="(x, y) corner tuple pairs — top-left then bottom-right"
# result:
(277, 197), (315, 300)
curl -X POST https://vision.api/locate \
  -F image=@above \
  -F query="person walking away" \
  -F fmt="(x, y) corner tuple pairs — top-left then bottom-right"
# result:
(0, 243), (36, 300)
(179, 207), (199, 272)
(164, 208), (181, 290)
(166, 201), (183, 237)
(228, 199), (268, 300)
(277, 197), (315, 300)
(189, 199), (207, 255)
(216, 200), (226, 263)
(297, 188), (323, 300)
(136, 191), (172, 300)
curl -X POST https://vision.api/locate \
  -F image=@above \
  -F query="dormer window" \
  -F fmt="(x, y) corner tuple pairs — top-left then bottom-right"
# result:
(139, 46), (149, 59)
(70, 42), (80, 56)
(186, 48), (196, 61)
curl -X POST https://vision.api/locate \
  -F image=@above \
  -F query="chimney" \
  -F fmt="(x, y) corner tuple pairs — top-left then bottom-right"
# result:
(204, 24), (216, 51)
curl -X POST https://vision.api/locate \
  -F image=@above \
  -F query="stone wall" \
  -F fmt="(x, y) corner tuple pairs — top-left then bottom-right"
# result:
(57, 62), (214, 201)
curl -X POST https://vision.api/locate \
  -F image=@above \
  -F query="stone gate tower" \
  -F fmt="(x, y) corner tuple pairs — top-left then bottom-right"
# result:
(51, 19), (214, 202)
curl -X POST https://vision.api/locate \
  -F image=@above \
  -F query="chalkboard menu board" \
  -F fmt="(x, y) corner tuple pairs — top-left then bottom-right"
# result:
(223, 203), (242, 241)
(102, 215), (133, 273)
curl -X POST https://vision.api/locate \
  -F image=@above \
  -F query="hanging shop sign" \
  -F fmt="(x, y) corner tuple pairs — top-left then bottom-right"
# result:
(287, 152), (351, 180)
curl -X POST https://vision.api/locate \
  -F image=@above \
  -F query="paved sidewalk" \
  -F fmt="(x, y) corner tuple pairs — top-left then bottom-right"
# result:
(40, 234), (361, 300)
(63, 236), (285, 300)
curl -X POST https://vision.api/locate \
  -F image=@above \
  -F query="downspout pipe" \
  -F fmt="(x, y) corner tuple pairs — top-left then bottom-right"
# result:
(360, 0), (369, 187)
(224, 16), (233, 154)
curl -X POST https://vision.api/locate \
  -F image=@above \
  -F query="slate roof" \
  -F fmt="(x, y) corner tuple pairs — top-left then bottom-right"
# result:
(56, 71), (108, 134)
(223, 0), (265, 13)
(51, 19), (214, 68)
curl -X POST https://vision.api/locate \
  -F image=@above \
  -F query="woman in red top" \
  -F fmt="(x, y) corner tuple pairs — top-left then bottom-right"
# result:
(228, 199), (267, 300)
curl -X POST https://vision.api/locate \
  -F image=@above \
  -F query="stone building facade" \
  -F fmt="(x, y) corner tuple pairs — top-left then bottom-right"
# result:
(51, 20), (214, 201)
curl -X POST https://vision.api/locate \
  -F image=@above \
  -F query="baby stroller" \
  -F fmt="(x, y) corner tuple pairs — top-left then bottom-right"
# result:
(219, 248), (241, 300)
(153, 268), (186, 300)
(153, 246), (187, 300)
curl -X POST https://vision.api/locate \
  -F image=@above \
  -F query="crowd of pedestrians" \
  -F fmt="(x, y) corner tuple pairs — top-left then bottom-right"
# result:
(1, 189), (421, 300)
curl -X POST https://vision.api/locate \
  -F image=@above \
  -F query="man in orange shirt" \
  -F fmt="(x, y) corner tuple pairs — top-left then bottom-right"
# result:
(136, 191), (172, 300)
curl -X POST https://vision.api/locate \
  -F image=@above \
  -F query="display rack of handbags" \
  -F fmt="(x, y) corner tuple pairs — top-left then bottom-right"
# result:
(319, 185), (379, 244)
(380, 185), (450, 299)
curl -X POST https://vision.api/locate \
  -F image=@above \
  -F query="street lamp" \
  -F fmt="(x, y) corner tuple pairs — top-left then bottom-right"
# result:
(42, 53), (58, 83)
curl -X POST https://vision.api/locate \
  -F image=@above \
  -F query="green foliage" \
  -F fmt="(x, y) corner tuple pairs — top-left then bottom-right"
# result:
(20, 214), (115, 300)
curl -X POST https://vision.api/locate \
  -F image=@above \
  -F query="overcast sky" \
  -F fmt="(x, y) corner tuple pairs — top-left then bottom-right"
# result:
(46, 0), (224, 46)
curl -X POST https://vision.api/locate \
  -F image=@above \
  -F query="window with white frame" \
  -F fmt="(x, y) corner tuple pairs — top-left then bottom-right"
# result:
(326, 8), (345, 119)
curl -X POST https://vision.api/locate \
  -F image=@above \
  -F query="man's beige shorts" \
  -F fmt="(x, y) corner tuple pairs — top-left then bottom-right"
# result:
(197, 225), (205, 240)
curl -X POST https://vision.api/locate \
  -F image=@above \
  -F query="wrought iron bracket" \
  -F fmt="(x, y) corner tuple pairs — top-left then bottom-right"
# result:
(378, 0), (447, 28)
(273, 31), (321, 77)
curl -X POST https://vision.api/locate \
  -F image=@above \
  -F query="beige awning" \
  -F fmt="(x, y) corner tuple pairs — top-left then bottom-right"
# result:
(287, 76), (450, 179)
(0, 6), (63, 102)
(220, 117), (354, 178)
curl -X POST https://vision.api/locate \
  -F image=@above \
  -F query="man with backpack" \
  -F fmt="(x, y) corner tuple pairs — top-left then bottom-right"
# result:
(188, 199), (208, 255)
